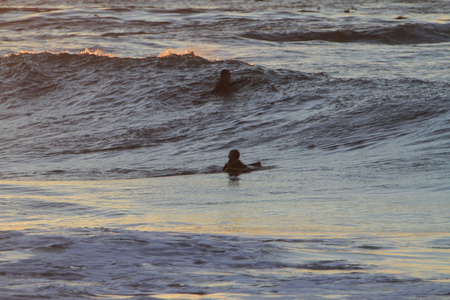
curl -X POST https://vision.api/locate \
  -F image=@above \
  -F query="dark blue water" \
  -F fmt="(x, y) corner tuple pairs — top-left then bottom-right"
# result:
(1, 0), (449, 299)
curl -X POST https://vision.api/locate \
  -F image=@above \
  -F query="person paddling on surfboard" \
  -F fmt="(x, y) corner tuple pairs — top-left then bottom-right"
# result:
(222, 149), (261, 174)
(211, 69), (249, 94)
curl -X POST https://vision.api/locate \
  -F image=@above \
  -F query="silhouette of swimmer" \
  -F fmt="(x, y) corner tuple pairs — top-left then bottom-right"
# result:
(211, 69), (249, 94)
(222, 149), (261, 174)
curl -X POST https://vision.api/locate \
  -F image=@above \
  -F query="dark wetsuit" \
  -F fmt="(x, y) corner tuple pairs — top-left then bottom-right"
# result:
(211, 79), (245, 94)
(222, 160), (248, 173)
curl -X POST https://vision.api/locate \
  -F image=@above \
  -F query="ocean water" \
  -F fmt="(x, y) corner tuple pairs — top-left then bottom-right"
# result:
(1, 0), (449, 299)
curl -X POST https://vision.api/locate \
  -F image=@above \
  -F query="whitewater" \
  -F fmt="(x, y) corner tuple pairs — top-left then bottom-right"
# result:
(1, 0), (449, 299)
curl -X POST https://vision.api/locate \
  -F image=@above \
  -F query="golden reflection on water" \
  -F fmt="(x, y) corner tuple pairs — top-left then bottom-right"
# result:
(1, 177), (449, 282)
(0, 179), (156, 231)
(1, 177), (448, 238)
(0, 176), (447, 236)
(2, 177), (319, 235)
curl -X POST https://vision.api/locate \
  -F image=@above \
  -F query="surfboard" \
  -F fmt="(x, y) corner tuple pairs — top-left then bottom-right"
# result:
(223, 161), (261, 174)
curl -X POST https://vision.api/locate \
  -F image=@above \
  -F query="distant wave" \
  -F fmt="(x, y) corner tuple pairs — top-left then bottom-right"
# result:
(242, 23), (450, 45)
(0, 7), (52, 14)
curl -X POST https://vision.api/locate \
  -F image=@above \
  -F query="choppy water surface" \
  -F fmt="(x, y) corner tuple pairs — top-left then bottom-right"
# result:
(1, 0), (449, 299)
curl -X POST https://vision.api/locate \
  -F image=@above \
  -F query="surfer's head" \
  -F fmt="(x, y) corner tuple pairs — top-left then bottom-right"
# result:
(220, 69), (231, 81)
(228, 149), (240, 161)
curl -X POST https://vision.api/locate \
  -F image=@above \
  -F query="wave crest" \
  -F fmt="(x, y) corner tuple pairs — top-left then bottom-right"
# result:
(0, 50), (448, 180)
(243, 23), (450, 45)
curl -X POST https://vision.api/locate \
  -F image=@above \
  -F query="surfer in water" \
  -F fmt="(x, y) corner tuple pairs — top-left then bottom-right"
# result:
(211, 69), (249, 94)
(222, 149), (261, 174)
